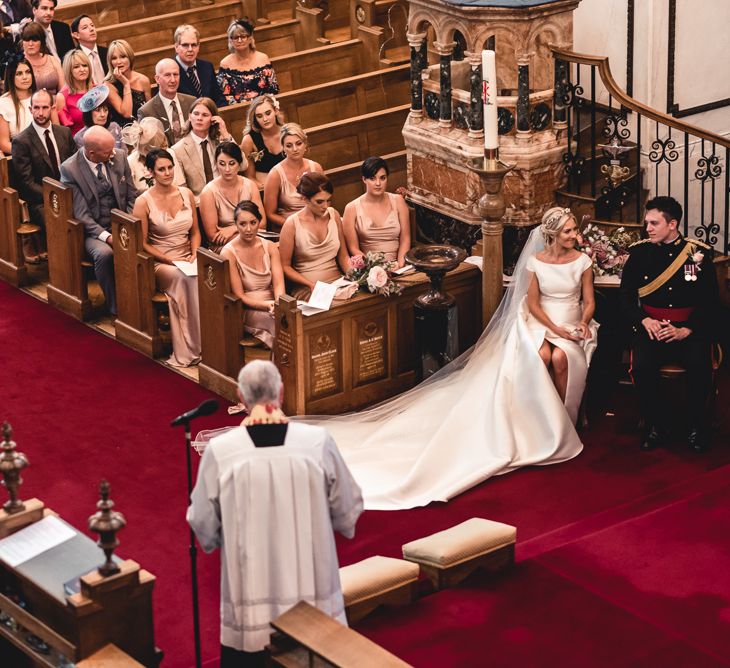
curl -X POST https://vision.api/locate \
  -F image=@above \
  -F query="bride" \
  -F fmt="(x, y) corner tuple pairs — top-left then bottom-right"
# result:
(197, 207), (598, 510)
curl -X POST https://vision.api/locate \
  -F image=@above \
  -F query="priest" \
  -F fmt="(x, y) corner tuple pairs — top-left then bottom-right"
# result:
(187, 360), (363, 667)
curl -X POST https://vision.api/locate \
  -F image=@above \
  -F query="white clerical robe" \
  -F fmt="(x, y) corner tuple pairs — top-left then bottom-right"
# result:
(187, 423), (363, 652)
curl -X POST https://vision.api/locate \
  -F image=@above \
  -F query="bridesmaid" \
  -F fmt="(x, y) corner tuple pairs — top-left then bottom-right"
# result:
(263, 123), (323, 233)
(133, 148), (202, 367)
(342, 156), (411, 268)
(221, 201), (285, 348)
(240, 93), (284, 187)
(278, 172), (352, 301)
(199, 141), (265, 252)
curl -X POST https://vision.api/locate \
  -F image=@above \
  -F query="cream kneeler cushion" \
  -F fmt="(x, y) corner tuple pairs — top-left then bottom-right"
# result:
(401, 517), (516, 589)
(339, 556), (420, 623)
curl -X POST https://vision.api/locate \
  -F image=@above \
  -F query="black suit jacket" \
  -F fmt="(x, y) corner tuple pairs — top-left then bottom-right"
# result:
(0, 0), (32, 25)
(50, 20), (74, 61)
(11, 123), (76, 204)
(97, 44), (109, 74)
(176, 57), (226, 109)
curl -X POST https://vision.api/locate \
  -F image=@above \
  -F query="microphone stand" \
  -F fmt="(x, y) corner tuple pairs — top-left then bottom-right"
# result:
(172, 399), (218, 668)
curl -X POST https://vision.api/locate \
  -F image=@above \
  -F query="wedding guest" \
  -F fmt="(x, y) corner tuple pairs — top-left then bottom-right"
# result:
(21, 21), (64, 94)
(199, 141), (264, 252)
(217, 18), (278, 106)
(278, 172), (352, 301)
(127, 117), (167, 193)
(104, 39), (151, 126)
(70, 15), (107, 85)
(73, 85), (123, 149)
(57, 48), (92, 135)
(133, 147), (201, 367)
(137, 58), (196, 148)
(31, 0), (73, 62)
(221, 200), (284, 348)
(0, 0), (32, 38)
(263, 123), (322, 232)
(11, 88), (75, 251)
(342, 156), (410, 267)
(173, 24), (225, 109)
(240, 93), (283, 187)
(0, 58), (34, 154)
(59, 125), (138, 315)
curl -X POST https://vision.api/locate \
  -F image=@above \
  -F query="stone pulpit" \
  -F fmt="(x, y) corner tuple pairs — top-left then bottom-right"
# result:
(404, 0), (581, 257)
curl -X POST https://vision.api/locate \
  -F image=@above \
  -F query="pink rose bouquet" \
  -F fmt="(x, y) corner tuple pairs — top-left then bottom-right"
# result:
(347, 251), (403, 297)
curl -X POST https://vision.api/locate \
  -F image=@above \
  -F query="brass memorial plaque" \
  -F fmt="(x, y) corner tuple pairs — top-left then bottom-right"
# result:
(353, 314), (388, 386)
(308, 325), (342, 400)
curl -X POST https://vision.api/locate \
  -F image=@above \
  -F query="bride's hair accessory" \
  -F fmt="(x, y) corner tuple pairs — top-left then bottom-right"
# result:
(540, 206), (575, 244)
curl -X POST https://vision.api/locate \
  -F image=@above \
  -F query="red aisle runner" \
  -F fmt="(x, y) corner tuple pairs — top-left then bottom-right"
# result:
(2, 282), (729, 667)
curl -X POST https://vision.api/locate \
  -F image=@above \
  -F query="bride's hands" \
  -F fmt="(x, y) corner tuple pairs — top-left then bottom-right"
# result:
(554, 326), (581, 342)
(574, 322), (591, 339)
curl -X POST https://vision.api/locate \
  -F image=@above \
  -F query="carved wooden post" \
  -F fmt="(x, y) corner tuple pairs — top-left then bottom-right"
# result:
(466, 51), (484, 140)
(408, 32), (427, 118)
(0, 422), (28, 514)
(434, 41), (455, 127)
(88, 479), (126, 577)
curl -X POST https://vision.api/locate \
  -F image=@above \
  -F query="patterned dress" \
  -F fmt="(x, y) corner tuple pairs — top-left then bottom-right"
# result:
(217, 64), (279, 106)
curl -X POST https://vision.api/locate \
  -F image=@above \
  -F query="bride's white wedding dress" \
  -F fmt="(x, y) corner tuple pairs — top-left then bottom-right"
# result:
(195, 229), (599, 510)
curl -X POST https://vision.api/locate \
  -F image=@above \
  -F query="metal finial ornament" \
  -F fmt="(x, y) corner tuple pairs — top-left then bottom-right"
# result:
(598, 137), (634, 189)
(0, 422), (29, 514)
(88, 480), (126, 576)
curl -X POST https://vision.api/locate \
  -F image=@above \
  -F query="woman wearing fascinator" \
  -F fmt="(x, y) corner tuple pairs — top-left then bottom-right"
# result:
(123, 117), (168, 193)
(73, 85), (123, 149)
(263, 207), (597, 510)
(217, 18), (279, 106)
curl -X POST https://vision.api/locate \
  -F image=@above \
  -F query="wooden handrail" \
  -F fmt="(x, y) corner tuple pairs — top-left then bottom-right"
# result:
(550, 46), (730, 149)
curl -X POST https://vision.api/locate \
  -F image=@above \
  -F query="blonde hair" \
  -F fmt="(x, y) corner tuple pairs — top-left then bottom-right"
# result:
(280, 122), (307, 147)
(244, 94), (283, 135)
(540, 207), (575, 245)
(105, 40), (136, 82)
(227, 18), (256, 53)
(62, 49), (93, 94)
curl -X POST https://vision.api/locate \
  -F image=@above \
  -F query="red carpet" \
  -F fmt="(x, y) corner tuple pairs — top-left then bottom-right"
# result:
(2, 280), (729, 667)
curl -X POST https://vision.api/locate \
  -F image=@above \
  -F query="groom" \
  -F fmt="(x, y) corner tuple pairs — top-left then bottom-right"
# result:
(619, 196), (718, 452)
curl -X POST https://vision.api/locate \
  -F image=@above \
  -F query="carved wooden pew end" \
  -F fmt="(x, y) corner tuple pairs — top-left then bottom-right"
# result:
(402, 518), (516, 591)
(340, 556), (419, 624)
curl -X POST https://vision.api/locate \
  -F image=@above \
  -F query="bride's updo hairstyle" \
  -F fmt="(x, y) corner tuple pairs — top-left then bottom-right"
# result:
(540, 207), (575, 246)
(297, 172), (333, 199)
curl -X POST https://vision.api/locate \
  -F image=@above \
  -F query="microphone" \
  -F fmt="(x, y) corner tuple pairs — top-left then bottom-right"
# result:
(171, 399), (220, 427)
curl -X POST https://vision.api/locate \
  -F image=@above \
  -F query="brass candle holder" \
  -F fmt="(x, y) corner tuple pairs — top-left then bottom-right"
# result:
(1, 422), (29, 514)
(88, 480), (126, 577)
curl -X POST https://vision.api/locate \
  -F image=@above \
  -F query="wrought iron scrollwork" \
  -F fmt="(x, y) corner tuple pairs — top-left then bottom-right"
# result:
(695, 154), (722, 181)
(597, 182), (632, 218)
(603, 113), (630, 142)
(648, 136), (679, 164)
(694, 220), (720, 246)
(560, 81), (584, 108)
(562, 150), (585, 178)
(424, 92), (439, 120)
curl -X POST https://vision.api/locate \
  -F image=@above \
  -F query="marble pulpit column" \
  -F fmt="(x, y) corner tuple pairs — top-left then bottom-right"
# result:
(434, 41), (456, 128)
(553, 57), (568, 127)
(465, 51), (484, 140)
(408, 32), (427, 118)
(516, 55), (531, 134)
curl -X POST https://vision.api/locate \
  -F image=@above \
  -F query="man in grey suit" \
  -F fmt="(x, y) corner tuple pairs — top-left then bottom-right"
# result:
(137, 58), (196, 147)
(12, 89), (76, 229)
(60, 126), (138, 316)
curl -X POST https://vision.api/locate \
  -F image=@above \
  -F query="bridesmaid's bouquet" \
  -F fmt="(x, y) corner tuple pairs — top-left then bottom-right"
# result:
(348, 252), (403, 297)
(576, 223), (636, 277)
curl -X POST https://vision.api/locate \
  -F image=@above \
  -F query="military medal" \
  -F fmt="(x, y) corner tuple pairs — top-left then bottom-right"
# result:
(684, 263), (697, 281)
(683, 246), (704, 281)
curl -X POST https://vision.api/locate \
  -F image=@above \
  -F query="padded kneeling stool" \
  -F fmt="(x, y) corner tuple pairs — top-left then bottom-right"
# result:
(402, 518), (516, 590)
(340, 556), (420, 623)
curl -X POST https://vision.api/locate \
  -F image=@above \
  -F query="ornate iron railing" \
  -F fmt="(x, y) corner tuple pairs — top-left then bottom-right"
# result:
(552, 47), (729, 254)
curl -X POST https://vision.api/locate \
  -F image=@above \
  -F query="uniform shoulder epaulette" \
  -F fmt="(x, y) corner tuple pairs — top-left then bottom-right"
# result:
(686, 238), (711, 250)
(629, 238), (651, 248)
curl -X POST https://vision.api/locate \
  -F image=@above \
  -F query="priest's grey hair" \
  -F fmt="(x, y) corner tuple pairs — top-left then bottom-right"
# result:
(238, 361), (282, 407)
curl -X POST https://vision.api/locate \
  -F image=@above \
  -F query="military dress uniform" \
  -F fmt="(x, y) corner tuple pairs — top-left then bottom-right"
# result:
(619, 235), (718, 446)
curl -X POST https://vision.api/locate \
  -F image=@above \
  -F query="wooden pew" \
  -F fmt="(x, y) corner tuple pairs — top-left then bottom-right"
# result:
(43, 178), (93, 320)
(326, 149), (406, 212)
(305, 103), (410, 170)
(220, 63), (409, 140)
(196, 248), (271, 398)
(134, 18), (310, 80)
(55, 0), (236, 26)
(0, 158), (28, 287)
(197, 255), (480, 405)
(96, 0), (255, 54)
(274, 262), (481, 415)
(111, 210), (171, 358)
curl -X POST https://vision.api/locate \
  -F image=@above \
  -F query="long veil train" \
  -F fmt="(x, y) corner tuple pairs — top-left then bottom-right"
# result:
(197, 228), (590, 510)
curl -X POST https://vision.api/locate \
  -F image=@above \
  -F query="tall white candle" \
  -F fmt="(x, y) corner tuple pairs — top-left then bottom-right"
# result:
(481, 49), (498, 150)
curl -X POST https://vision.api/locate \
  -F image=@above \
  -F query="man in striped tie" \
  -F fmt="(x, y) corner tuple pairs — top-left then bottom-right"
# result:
(173, 24), (226, 109)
